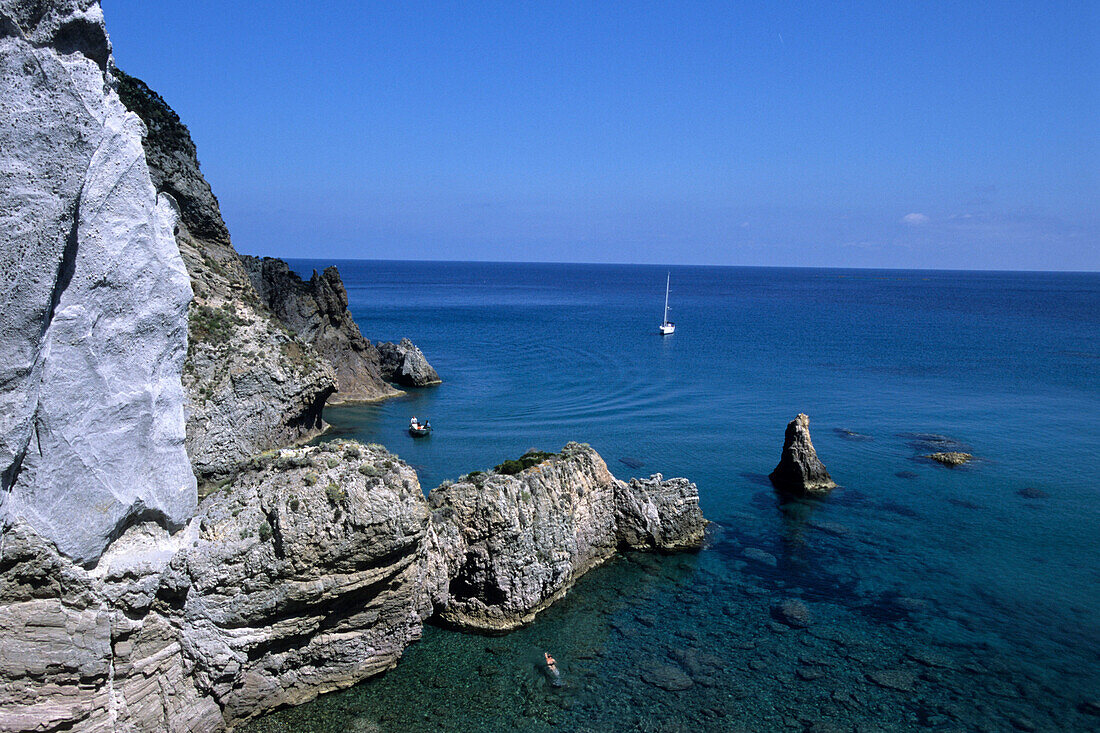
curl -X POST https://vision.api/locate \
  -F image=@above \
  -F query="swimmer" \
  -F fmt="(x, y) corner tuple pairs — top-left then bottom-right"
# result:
(543, 651), (562, 686)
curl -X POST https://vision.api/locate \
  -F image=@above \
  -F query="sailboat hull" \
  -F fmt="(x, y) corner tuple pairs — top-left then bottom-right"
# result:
(659, 323), (675, 335)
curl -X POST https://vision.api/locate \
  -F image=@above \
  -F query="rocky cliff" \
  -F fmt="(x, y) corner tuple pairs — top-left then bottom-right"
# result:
(0, 3), (705, 730)
(0, 441), (432, 731)
(427, 444), (707, 632)
(0, 438), (704, 731)
(112, 69), (337, 479)
(242, 256), (409, 402)
(0, 0), (195, 564)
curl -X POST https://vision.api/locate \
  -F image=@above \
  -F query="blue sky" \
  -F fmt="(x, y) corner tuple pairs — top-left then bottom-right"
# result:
(104, 1), (1097, 270)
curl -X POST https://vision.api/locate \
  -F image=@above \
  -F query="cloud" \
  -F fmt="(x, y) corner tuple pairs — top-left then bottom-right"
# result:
(900, 213), (930, 226)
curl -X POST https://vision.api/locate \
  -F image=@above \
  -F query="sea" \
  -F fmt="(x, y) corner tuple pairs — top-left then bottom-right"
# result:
(246, 261), (1100, 732)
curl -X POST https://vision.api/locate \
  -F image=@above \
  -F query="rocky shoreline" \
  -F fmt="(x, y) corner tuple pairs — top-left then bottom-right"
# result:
(0, 440), (706, 731)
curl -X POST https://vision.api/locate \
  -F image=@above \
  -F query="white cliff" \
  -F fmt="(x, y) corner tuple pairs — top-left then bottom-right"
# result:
(0, 0), (195, 565)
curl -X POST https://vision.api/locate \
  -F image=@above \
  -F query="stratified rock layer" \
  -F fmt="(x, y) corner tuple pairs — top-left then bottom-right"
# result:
(113, 70), (337, 479)
(0, 438), (705, 731)
(0, 442), (431, 731)
(427, 443), (707, 632)
(769, 413), (837, 496)
(378, 337), (442, 387)
(0, 0), (195, 564)
(241, 256), (404, 402)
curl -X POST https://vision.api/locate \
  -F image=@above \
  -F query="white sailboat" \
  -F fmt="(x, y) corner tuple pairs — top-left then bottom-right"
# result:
(658, 272), (675, 335)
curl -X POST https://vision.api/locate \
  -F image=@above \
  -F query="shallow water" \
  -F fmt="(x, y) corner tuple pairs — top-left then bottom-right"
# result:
(248, 262), (1100, 732)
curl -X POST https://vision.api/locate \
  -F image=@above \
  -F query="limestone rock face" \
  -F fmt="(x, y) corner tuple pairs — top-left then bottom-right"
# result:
(427, 443), (707, 632)
(0, 441), (432, 732)
(113, 70), (337, 478)
(615, 473), (708, 551)
(378, 337), (442, 387)
(769, 414), (837, 496)
(0, 0), (195, 564)
(241, 255), (403, 402)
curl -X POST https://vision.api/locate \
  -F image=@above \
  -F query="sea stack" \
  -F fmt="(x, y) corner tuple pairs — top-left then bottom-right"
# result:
(769, 414), (837, 496)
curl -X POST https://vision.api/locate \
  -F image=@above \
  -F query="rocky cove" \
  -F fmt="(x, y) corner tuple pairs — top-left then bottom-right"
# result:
(0, 3), (706, 729)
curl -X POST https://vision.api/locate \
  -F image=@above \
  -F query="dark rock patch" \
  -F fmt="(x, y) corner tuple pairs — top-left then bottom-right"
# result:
(876, 501), (921, 519)
(771, 599), (813, 629)
(1018, 487), (1050, 499)
(895, 470), (920, 479)
(866, 669), (917, 692)
(834, 428), (873, 441)
(641, 662), (694, 691)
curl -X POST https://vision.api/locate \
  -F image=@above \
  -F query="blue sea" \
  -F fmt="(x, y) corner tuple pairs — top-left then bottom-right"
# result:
(250, 261), (1100, 732)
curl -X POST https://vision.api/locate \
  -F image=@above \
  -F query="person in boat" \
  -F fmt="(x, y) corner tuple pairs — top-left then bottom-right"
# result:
(424, 422), (431, 431)
(410, 416), (419, 429)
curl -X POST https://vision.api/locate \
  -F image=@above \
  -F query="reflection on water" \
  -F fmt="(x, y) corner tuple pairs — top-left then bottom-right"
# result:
(248, 262), (1100, 732)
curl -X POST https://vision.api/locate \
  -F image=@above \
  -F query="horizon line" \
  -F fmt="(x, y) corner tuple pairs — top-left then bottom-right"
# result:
(254, 253), (1100, 276)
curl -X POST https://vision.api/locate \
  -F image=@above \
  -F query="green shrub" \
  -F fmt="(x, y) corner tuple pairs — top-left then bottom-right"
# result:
(288, 496), (300, 511)
(258, 520), (272, 542)
(327, 457), (340, 469)
(358, 464), (380, 477)
(325, 482), (347, 505)
(303, 472), (318, 486)
(343, 445), (361, 459)
(494, 449), (556, 475)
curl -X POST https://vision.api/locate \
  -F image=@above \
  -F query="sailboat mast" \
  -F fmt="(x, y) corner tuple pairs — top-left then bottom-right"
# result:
(663, 272), (670, 323)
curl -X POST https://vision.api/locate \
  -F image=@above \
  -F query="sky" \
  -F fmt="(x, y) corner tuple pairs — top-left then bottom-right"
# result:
(104, 1), (1098, 270)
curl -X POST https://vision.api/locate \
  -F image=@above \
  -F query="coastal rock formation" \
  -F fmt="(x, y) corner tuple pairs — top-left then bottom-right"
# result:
(241, 255), (408, 402)
(377, 337), (442, 387)
(427, 444), (707, 632)
(0, 438), (706, 731)
(924, 451), (974, 467)
(113, 70), (337, 478)
(0, 0), (195, 564)
(769, 414), (837, 496)
(0, 442), (433, 731)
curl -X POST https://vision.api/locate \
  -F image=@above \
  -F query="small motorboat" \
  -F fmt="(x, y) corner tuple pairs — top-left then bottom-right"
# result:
(408, 418), (432, 437)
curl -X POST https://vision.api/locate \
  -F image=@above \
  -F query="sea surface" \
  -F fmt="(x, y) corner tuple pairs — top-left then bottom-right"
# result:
(248, 261), (1100, 732)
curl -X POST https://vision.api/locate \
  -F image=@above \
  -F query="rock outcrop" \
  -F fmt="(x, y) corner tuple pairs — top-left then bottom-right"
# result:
(427, 444), (707, 632)
(924, 451), (973, 467)
(377, 337), (442, 387)
(241, 255), (409, 402)
(112, 70), (337, 479)
(0, 0), (195, 564)
(0, 442), (432, 731)
(769, 414), (837, 496)
(0, 439), (705, 731)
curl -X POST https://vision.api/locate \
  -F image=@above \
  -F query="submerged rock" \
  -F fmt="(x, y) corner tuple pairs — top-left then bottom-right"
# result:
(769, 414), (837, 496)
(866, 669), (917, 692)
(377, 337), (442, 387)
(771, 599), (813, 628)
(1018, 487), (1050, 499)
(426, 444), (707, 632)
(924, 451), (974, 467)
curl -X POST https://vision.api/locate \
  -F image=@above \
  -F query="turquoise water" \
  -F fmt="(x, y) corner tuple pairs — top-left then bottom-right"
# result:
(251, 262), (1100, 732)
